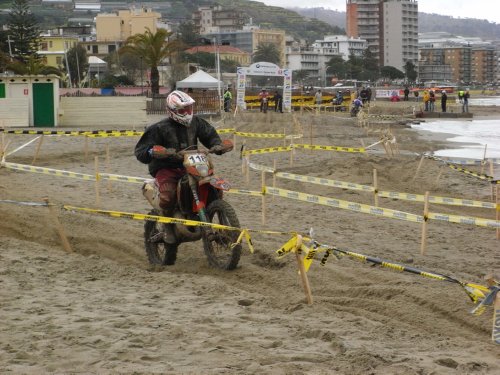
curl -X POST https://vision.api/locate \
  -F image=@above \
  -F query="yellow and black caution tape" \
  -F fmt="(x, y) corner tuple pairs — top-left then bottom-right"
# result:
(448, 164), (497, 182)
(227, 188), (264, 197)
(266, 186), (424, 223)
(425, 154), (498, 183)
(0, 199), (49, 207)
(1, 162), (95, 181)
(275, 235), (496, 314)
(99, 173), (147, 184)
(294, 144), (366, 153)
(378, 190), (496, 210)
(216, 128), (236, 134)
(428, 212), (500, 229)
(0, 129), (143, 137)
(241, 146), (292, 156)
(276, 172), (374, 192)
(248, 162), (276, 173)
(84, 131), (143, 138)
(234, 131), (285, 138)
(307, 239), (494, 307)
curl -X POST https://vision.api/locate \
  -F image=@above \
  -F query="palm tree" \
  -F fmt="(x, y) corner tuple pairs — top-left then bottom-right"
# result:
(252, 43), (281, 65)
(120, 28), (181, 95)
(6, 54), (62, 76)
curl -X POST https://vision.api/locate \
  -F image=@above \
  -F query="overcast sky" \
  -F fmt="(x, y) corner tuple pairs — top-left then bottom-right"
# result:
(260, 0), (500, 24)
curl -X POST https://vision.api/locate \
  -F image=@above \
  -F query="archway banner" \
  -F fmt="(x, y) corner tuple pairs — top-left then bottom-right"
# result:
(236, 62), (292, 112)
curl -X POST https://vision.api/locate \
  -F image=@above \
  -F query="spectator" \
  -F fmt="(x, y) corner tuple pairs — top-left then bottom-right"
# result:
(273, 90), (283, 113)
(429, 90), (435, 112)
(314, 90), (323, 106)
(403, 86), (410, 101)
(462, 89), (470, 113)
(441, 90), (448, 112)
(223, 88), (232, 112)
(423, 90), (430, 111)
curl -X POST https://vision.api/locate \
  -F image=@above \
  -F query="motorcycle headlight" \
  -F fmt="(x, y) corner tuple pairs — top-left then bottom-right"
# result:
(196, 164), (209, 177)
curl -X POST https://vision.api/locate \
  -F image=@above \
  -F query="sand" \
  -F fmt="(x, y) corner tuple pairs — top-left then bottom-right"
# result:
(0, 102), (499, 374)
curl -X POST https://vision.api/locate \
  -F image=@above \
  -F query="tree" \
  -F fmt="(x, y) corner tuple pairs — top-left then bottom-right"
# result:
(181, 51), (215, 70)
(6, 54), (61, 76)
(177, 22), (200, 47)
(326, 55), (347, 80)
(66, 44), (88, 87)
(220, 58), (239, 73)
(120, 28), (181, 94)
(404, 61), (418, 83)
(380, 66), (405, 81)
(7, 0), (40, 62)
(252, 43), (281, 65)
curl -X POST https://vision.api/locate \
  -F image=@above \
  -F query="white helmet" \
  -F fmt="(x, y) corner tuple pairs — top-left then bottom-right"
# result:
(166, 90), (195, 126)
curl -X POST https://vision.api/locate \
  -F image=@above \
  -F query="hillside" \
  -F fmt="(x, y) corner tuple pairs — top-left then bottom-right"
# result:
(291, 7), (500, 40)
(1, 0), (498, 41)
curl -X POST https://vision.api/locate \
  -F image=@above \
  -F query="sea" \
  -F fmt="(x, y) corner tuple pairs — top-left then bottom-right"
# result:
(410, 96), (500, 161)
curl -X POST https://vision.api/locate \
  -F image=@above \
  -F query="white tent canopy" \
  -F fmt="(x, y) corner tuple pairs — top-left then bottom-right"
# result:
(176, 70), (222, 89)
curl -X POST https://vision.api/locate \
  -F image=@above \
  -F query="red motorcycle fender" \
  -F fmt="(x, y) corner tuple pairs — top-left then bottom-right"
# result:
(207, 177), (231, 191)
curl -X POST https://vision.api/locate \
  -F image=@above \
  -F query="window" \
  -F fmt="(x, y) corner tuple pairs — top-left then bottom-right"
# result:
(108, 45), (116, 53)
(56, 56), (62, 65)
(49, 41), (53, 48)
(92, 45), (98, 54)
(40, 42), (48, 51)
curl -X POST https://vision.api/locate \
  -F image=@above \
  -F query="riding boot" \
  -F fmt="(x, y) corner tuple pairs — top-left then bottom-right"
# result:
(161, 208), (177, 244)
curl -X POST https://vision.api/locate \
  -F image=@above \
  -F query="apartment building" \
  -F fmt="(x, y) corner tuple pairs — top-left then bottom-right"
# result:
(419, 44), (497, 85)
(192, 5), (246, 34)
(203, 27), (286, 67)
(312, 35), (367, 61)
(37, 33), (78, 68)
(95, 7), (161, 42)
(346, 0), (418, 71)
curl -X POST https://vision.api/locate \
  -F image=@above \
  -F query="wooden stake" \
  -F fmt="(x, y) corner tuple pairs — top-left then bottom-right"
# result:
(105, 144), (112, 192)
(420, 191), (430, 255)
(84, 136), (89, 163)
(245, 155), (250, 184)
(496, 185), (499, 241)
(31, 135), (44, 165)
(295, 235), (313, 305)
(373, 168), (379, 207)
(44, 198), (72, 253)
(434, 166), (444, 184)
(412, 155), (425, 182)
(272, 159), (277, 202)
(94, 156), (101, 208)
(490, 160), (495, 201)
(309, 122), (313, 150)
(261, 171), (266, 225)
(480, 144), (488, 174)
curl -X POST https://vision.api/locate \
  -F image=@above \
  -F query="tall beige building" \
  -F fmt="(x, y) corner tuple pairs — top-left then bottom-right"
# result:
(346, 0), (418, 71)
(96, 7), (161, 42)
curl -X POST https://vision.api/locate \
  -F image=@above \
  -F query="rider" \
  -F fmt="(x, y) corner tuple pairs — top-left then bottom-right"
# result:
(134, 90), (232, 243)
(258, 88), (269, 112)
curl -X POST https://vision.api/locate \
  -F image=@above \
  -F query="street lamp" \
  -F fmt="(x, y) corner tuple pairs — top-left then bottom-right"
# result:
(324, 66), (334, 87)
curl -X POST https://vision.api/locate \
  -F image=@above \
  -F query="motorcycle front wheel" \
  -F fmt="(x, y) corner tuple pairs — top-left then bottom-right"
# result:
(144, 210), (178, 266)
(202, 200), (241, 270)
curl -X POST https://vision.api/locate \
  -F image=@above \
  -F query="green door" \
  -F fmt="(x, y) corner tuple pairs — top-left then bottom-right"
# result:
(0, 83), (5, 98)
(33, 83), (55, 127)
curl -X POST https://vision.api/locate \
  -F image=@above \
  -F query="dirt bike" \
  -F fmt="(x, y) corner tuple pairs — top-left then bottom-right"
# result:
(350, 103), (362, 117)
(261, 97), (269, 113)
(142, 142), (241, 270)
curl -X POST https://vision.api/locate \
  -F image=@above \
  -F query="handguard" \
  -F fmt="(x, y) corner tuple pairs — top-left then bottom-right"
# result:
(149, 145), (180, 159)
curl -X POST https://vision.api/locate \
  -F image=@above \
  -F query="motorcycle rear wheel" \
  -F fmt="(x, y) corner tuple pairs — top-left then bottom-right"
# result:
(202, 200), (241, 270)
(144, 210), (178, 266)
